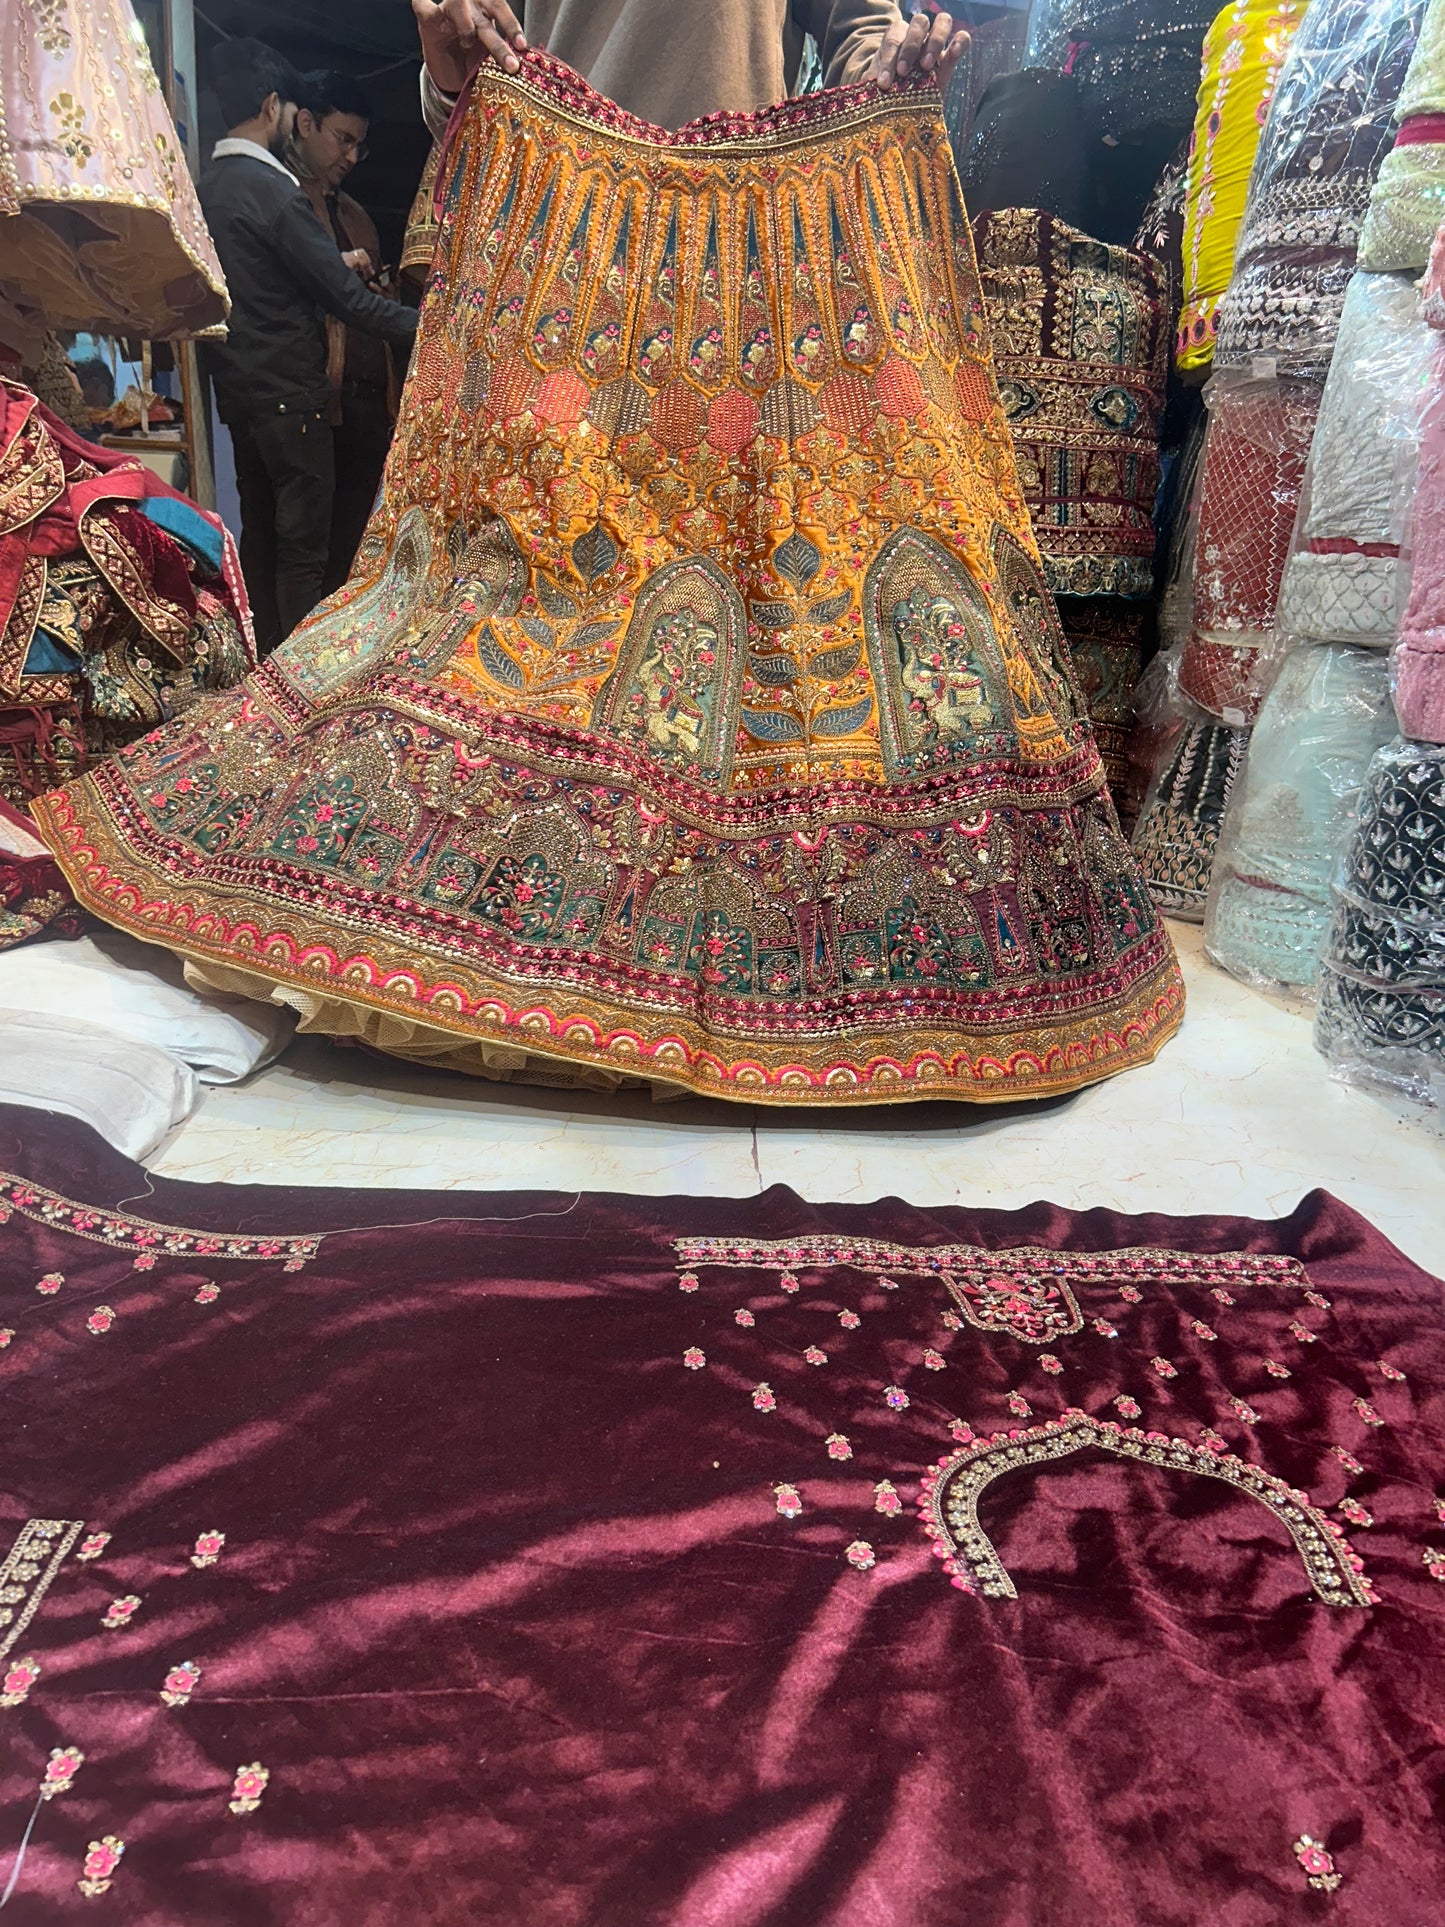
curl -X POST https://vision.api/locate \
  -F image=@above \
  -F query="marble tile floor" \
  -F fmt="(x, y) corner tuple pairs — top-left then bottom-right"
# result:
(148, 922), (1445, 1277)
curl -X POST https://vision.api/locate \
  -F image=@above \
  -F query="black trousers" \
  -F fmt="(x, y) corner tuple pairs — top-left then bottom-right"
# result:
(324, 389), (394, 597)
(230, 410), (334, 658)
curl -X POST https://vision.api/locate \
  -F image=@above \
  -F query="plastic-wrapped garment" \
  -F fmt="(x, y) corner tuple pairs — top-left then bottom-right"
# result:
(975, 208), (1170, 598)
(1057, 595), (1149, 814)
(1026, 1), (1218, 136)
(1315, 737), (1445, 1101)
(957, 71), (1093, 228)
(1177, 0), (1308, 372)
(1181, 371), (1321, 720)
(1133, 138), (1191, 330)
(1394, 245), (1445, 739)
(1276, 272), (1435, 650)
(1215, 0), (1426, 373)
(1205, 645), (1396, 988)
(1131, 712), (1251, 918)
(1359, 0), (1445, 270)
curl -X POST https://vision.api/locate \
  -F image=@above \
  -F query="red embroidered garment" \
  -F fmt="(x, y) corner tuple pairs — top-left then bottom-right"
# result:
(0, 1104), (1441, 1922)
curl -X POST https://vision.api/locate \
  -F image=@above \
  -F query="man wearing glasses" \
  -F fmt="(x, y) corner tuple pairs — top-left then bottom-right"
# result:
(291, 70), (402, 596)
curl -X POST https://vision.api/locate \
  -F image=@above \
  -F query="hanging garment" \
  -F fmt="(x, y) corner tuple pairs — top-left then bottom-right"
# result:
(1316, 736), (1445, 1099)
(0, 0), (227, 349)
(974, 208), (1169, 600)
(1204, 644), (1396, 988)
(957, 70), (1093, 230)
(1276, 271), (1435, 649)
(1215, 0), (1426, 374)
(1359, 0), (1445, 270)
(0, 379), (253, 813)
(1393, 225), (1445, 740)
(1176, 0), (1308, 372)
(1028, 0), (1219, 140)
(1132, 714), (1252, 918)
(33, 54), (1184, 1108)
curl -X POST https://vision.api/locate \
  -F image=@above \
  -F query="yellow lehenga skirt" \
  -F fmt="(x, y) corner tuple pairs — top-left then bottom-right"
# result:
(36, 54), (1183, 1105)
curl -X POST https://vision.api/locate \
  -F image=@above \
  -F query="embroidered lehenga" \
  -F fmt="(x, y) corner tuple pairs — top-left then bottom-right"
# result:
(37, 55), (1183, 1105)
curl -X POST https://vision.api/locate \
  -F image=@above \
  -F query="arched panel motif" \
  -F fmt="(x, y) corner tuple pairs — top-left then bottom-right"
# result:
(987, 524), (1079, 730)
(862, 527), (1017, 776)
(274, 507), (433, 702)
(920, 1412), (1375, 1609)
(594, 556), (747, 784)
(393, 516), (529, 678)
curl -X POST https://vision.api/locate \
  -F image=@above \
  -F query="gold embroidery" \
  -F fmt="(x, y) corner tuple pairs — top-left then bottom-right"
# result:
(0, 1518), (83, 1659)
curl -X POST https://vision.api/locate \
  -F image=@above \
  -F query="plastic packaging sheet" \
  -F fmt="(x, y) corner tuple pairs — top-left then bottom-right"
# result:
(1276, 271), (1435, 649)
(1359, 0), (1445, 268)
(1204, 644), (1396, 989)
(1130, 705), (1252, 920)
(1024, 1), (1218, 136)
(1177, 0), (1308, 371)
(1180, 369), (1322, 721)
(1215, 0), (1426, 373)
(1315, 737), (1445, 1103)
(1393, 319), (1445, 741)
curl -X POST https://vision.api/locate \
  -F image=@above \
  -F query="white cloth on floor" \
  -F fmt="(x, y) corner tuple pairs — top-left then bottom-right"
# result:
(0, 1012), (197, 1160)
(0, 931), (293, 1082)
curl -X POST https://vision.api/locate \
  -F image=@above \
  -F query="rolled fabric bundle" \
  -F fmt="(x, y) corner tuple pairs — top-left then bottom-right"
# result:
(1131, 713), (1252, 918)
(1315, 737), (1445, 1100)
(1205, 644), (1396, 988)
(1276, 270), (1436, 648)
(1393, 220), (1445, 739)
(1215, 0), (1425, 374)
(1181, 370), (1322, 720)
(1359, 0), (1445, 271)
(975, 207), (1169, 599)
(1177, 0), (1308, 373)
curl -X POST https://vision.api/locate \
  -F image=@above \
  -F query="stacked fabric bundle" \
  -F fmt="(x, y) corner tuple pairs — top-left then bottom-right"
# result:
(974, 207), (1170, 807)
(0, 377), (253, 816)
(1359, 0), (1445, 270)
(1134, 0), (1427, 925)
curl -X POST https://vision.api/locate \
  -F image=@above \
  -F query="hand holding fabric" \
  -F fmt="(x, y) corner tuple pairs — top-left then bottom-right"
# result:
(412, 0), (526, 95)
(872, 7), (968, 94)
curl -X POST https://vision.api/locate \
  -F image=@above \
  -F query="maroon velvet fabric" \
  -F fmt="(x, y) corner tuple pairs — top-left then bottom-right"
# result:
(0, 1105), (1441, 1924)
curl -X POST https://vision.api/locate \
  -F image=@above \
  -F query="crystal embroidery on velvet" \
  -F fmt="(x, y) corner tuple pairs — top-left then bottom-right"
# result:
(0, 1173), (321, 1269)
(0, 1518), (82, 1659)
(917, 1412), (1376, 1608)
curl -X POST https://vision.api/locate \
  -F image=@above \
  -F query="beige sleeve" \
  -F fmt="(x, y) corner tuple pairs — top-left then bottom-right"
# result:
(800, 0), (904, 88)
(420, 68), (456, 140)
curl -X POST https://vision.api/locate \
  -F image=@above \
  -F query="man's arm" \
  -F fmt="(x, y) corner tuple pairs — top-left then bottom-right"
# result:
(268, 196), (419, 346)
(801, 2), (968, 93)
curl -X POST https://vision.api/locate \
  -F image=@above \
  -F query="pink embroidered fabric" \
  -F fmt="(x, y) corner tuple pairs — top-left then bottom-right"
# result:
(1394, 220), (1445, 742)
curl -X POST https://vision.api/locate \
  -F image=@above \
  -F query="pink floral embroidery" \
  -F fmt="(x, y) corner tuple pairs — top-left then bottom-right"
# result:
(804, 1345), (828, 1365)
(36, 1273), (64, 1295)
(734, 1308), (755, 1327)
(191, 1530), (226, 1569)
(752, 1383), (777, 1413)
(1151, 1357), (1177, 1380)
(1264, 1359), (1291, 1379)
(949, 1418), (974, 1444)
(1333, 1446), (1365, 1476)
(1007, 1391), (1031, 1418)
(40, 1746), (84, 1801)
(1211, 1288), (1235, 1306)
(78, 1836), (125, 1897)
(1190, 1321), (1218, 1342)
(838, 1310), (860, 1329)
(194, 1283), (220, 1305)
(86, 1306), (115, 1336)
(1434, 1496), (1445, 1527)
(1424, 1548), (1445, 1582)
(0, 1328), (12, 1349)
(1293, 1835), (1341, 1892)
(101, 1594), (141, 1630)
(1336, 1498), (1373, 1528)
(1113, 1395), (1141, 1420)
(1304, 1290), (1331, 1311)
(1, 1656), (40, 1705)
(826, 1433), (853, 1460)
(678, 1272), (699, 1293)
(132, 1253), (157, 1272)
(875, 1275), (898, 1291)
(774, 1483), (802, 1518)
(682, 1346), (707, 1371)
(1229, 1397), (1260, 1426)
(1289, 1321), (1318, 1345)
(1377, 1360), (1406, 1382)
(873, 1479), (903, 1516)
(229, 1762), (270, 1815)
(1199, 1428), (1227, 1453)
(779, 1270), (799, 1294)
(1092, 1318), (1118, 1338)
(1039, 1354), (1063, 1376)
(160, 1659), (202, 1707)
(922, 1348), (945, 1370)
(76, 1531), (110, 1562)
(884, 1385), (910, 1411)
(941, 1310), (962, 1331)
(1353, 1397), (1384, 1428)
(845, 1540), (876, 1571)
(1118, 1284), (1142, 1304)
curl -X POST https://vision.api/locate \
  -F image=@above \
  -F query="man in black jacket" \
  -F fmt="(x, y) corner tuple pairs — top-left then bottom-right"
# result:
(200, 40), (419, 655)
